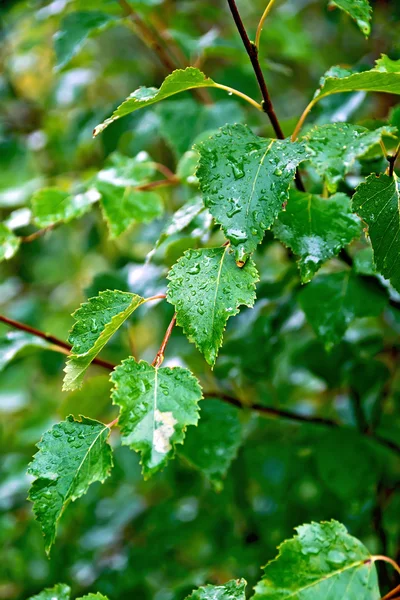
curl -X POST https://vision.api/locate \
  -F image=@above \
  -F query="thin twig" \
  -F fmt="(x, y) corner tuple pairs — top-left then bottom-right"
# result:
(372, 556), (400, 576)
(151, 314), (176, 368)
(388, 144), (400, 177)
(255, 0), (277, 50)
(0, 314), (115, 370)
(136, 177), (180, 192)
(226, 0), (305, 191)
(2, 314), (400, 456)
(21, 224), (57, 243)
(382, 584), (400, 600)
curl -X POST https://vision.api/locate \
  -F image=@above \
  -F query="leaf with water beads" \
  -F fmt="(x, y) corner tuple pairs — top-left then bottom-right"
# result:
(196, 124), (309, 265)
(352, 173), (400, 294)
(111, 358), (202, 478)
(253, 520), (380, 599)
(27, 416), (113, 554)
(303, 123), (396, 193)
(63, 290), (145, 391)
(0, 222), (20, 262)
(273, 190), (361, 282)
(186, 579), (247, 599)
(167, 246), (258, 365)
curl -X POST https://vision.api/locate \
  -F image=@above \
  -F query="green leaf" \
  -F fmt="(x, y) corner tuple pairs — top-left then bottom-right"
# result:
(186, 579), (247, 599)
(0, 222), (20, 261)
(304, 124), (396, 192)
(98, 184), (163, 238)
(312, 55), (400, 105)
(28, 584), (71, 600)
(63, 290), (145, 391)
(0, 331), (50, 372)
(27, 415), (113, 554)
(253, 520), (380, 599)
(93, 68), (220, 136)
(273, 190), (361, 282)
(329, 0), (372, 36)
(95, 152), (164, 237)
(179, 398), (243, 490)
(111, 358), (202, 478)
(31, 188), (100, 227)
(352, 173), (400, 293)
(196, 124), (309, 264)
(77, 595), (109, 600)
(299, 271), (387, 348)
(167, 247), (259, 365)
(155, 196), (204, 248)
(54, 11), (116, 70)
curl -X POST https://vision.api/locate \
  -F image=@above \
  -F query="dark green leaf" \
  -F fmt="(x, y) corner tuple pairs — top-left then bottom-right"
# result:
(179, 398), (242, 490)
(111, 358), (202, 478)
(299, 271), (387, 348)
(28, 416), (113, 553)
(273, 190), (361, 282)
(253, 520), (380, 599)
(167, 247), (258, 365)
(196, 124), (309, 264)
(304, 124), (396, 192)
(352, 173), (400, 293)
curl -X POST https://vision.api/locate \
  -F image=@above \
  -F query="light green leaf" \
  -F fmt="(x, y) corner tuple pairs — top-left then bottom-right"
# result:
(77, 595), (109, 600)
(0, 222), (20, 261)
(273, 190), (361, 282)
(167, 247), (258, 365)
(98, 184), (163, 238)
(304, 124), (396, 192)
(179, 398), (242, 490)
(329, 0), (372, 36)
(95, 152), (163, 237)
(196, 124), (309, 264)
(312, 55), (400, 104)
(299, 271), (387, 348)
(28, 415), (113, 554)
(352, 173), (400, 293)
(155, 196), (204, 248)
(111, 358), (202, 478)
(63, 290), (145, 391)
(54, 11), (116, 70)
(93, 68), (220, 136)
(31, 188), (100, 227)
(186, 579), (247, 599)
(0, 331), (50, 372)
(253, 520), (380, 599)
(28, 584), (71, 600)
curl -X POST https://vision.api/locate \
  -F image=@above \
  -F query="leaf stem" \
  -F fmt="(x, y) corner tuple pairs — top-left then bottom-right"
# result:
(382, 584), (400, 600)
(226, 0), (305, 191)
(372, 556), (400, 577)
(106, 417), (119, 428)
(255, 0), (277, 50)
(21, 224), (57, 243)
(388, 143), (400, 177)
(291, 97), (317, 141)
(213, 82), (263, 110)
(151, 314), (176, 368)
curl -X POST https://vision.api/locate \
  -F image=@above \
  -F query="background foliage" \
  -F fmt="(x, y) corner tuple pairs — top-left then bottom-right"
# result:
(1, 0), (400, 598)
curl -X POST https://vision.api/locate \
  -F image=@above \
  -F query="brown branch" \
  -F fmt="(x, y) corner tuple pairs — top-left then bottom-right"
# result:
(226, 0), (305, 192)
(21, 224), (57, 243)
(0, 314), (115, 370)
(2, 314), (400, 456)
(136, 177), (180, 192)
(152, 314), (176, 367)
(382, 585), (400, 600)
(388, 146), (400, 177)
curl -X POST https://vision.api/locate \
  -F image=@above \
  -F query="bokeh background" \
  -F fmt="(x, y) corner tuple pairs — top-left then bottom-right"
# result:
(1, 0), (400, 598)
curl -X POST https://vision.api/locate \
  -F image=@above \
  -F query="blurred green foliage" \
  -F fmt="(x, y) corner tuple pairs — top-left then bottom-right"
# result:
(1, 0), (400, 599)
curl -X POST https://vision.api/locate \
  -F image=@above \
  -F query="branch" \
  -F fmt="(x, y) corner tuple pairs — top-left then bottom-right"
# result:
(0, 314), (115, 370)
(21, 224), (57, 244)
(2, 314), (399, 457)
(226, 0), (305, 192)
